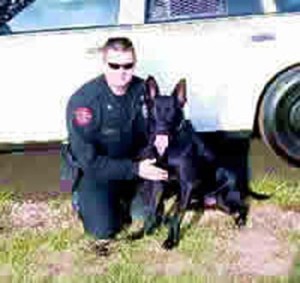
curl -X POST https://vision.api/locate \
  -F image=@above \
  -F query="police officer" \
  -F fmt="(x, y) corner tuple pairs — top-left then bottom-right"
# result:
(66, 37), (168, 241)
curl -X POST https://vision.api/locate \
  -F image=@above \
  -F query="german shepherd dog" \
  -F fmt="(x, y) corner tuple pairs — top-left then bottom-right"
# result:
(132, 76), (257, 249)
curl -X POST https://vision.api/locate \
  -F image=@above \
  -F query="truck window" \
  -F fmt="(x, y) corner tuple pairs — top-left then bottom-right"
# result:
(275, 0), (300, 13)
(146, 0), (263, 23)
(0, 0), (120, 35)
(227, 0), (262, 16)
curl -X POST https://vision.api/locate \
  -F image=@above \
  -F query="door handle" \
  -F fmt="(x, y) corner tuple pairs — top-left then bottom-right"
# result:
(86, 47), (99, 54)
(251, 33), (276, 42)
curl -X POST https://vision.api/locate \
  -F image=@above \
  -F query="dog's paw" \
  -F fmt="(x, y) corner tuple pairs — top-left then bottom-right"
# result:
(235, 216), (246, 228)
(128, 229), (144, 241)
(162, 238), (178, 250)
(234, 211), (247, 228)
(90, 240), (111, 257)
(162, 239), (175, 250)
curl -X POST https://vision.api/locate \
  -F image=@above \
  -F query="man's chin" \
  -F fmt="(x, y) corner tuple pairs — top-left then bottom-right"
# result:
(116, 81), (131, 88)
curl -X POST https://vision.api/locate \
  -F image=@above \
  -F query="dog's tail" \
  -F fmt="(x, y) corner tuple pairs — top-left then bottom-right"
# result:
(247, 188), (272, 200)
(216, 167), (272, 201)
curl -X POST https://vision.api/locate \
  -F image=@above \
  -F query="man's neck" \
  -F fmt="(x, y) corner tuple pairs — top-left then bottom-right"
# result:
(109, 85), (127, 96)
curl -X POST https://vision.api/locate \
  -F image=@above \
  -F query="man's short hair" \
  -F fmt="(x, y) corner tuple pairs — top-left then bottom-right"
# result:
(101, 37), (136, 58)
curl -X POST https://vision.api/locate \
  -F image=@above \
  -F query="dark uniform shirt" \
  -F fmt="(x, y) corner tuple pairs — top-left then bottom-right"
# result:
(66, 74), (147, 184)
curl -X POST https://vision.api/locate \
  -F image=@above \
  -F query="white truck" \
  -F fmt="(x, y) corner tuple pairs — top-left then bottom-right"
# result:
(0, 0), (299, 167)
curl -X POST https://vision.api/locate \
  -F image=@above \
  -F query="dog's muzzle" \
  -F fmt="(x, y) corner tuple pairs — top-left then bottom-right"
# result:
(155, 123), (172, 136)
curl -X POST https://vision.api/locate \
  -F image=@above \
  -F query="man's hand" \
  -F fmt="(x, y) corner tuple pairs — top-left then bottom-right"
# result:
(138, 158), (168, 181)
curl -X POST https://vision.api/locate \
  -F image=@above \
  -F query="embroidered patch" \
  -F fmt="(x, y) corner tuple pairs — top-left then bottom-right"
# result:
(73, 107), (93, 126)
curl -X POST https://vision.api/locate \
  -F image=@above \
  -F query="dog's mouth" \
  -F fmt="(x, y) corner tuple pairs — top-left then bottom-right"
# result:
(154, 123), (174, 136)
(155, 124), (170, 133)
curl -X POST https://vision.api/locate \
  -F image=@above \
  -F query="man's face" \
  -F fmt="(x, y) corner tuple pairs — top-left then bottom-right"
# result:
(103, 48), (135, 90)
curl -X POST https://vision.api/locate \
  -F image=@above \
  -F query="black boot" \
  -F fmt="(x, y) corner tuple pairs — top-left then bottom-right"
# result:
(120, 201), (132, 227)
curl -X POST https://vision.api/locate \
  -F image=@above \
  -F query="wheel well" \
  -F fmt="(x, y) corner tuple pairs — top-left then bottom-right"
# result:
(252, 62), (300, 138)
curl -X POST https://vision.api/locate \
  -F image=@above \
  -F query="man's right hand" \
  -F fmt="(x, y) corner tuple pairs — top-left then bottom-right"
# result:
(137, 159), (168, 181)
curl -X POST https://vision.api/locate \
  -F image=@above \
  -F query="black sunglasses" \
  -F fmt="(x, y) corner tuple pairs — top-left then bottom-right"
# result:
(107, 62), (135, 70)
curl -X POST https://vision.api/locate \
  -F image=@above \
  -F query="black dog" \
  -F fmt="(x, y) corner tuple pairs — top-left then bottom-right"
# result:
(132, 76), (272, 249)
(138, 76), (201, 249)
(131, 76), (255, 249)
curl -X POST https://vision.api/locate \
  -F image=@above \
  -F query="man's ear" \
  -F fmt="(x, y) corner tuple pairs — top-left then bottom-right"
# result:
(145, 76), (159, 101)
(172, 78), (187, 107)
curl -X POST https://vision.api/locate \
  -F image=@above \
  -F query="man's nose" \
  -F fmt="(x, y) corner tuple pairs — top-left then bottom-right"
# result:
(119, 71), (127, 78)
(120, 69), (128, 75)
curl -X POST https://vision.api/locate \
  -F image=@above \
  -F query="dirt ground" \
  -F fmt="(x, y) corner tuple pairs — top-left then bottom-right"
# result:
(2, 191), (299, 278)
(133, 204), (300, 277)
(202, 205), (299, 276)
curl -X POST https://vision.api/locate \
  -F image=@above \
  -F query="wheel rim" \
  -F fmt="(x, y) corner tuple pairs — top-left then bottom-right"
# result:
(259, 68), (300, 167)
(274, 83), (300, 161)
(289, 97), (300, 136)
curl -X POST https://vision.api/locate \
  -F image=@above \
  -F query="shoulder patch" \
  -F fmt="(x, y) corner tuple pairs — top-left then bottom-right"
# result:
(73, 107), (93, 126)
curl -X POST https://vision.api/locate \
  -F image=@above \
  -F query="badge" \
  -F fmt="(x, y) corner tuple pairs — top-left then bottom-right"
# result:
(73, 107), (93, 126)
(140, 94), (145, 103)
(142, 104), (148, 119)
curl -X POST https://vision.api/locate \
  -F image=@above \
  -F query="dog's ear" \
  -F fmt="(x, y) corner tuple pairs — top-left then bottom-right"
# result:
(145, 76), (159, 101)
(172, 78), (187, 107)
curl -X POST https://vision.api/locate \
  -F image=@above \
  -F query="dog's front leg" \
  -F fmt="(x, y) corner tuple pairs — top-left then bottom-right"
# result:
(144, 181), (165, 235)
(162, 199), (180, 250)
(162, 178), (194, 250)
(130, 180), (164, 241)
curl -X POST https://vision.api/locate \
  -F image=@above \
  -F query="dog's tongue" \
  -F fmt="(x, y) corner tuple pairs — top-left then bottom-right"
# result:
(154, 134), (169, 156)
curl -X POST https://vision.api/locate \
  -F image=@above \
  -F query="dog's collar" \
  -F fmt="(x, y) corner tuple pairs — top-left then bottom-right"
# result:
(175, 119), (186, 132)
(151, 120), (186, 143)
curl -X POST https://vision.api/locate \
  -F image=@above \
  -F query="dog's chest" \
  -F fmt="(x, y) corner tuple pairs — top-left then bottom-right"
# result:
(154, 140), (192, 177)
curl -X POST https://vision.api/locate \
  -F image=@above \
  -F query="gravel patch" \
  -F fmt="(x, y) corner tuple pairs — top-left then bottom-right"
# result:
(226, 205), (300, 276)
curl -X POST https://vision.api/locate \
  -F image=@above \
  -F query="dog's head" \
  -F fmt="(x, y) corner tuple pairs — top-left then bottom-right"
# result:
(144, 76), (187, 136)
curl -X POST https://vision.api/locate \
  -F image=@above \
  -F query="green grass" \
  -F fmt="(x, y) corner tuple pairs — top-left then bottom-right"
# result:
(0, 187), (14, 205)
(250, 176), (300, 209)
(0, 176), (299, 282)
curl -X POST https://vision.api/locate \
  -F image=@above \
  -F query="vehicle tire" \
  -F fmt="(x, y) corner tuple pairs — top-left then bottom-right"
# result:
(258, 66), (300, 167)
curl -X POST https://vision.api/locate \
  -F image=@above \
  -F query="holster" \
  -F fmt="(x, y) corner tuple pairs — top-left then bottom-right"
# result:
(61, 143), (84, 214)
(61, 143), (82, 193)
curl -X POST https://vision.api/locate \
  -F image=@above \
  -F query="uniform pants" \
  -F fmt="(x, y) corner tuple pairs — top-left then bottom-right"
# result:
(74, 176), (137, 239)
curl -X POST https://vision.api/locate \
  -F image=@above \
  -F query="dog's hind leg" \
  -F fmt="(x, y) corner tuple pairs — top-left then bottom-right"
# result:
(227, 190), (249, 227)
(216, 168), (249, 227)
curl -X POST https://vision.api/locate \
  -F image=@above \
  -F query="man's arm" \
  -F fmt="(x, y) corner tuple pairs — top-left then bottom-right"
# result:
(132, 104), (148, 156)
(66, 93), (138, 182)
(131, 81), (149, 156)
